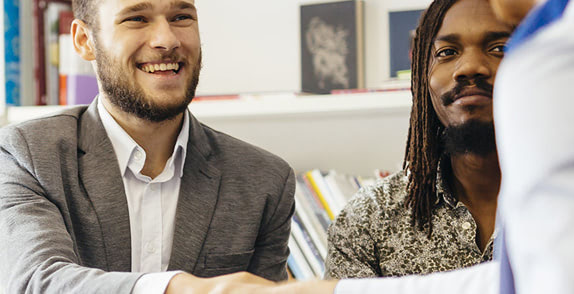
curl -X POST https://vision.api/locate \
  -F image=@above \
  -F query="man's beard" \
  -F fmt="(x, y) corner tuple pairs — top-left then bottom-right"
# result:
(94, 43), (201, 122)
(442, 120), (496, 156)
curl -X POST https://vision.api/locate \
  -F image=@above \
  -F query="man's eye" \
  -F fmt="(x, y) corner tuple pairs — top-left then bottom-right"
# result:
(436, 48), (457, 57)
(173, 14), (194, 21)
(490, 44), (507, 53)
(124, 16), (147, 23)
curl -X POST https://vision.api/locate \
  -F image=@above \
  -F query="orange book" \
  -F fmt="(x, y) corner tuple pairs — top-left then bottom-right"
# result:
(59, 74), (67, 105)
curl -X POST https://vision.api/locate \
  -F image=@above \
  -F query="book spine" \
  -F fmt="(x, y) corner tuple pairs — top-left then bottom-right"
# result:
(291, 214), (325, 277)
(287, 236), (315, 280)
(20, 0), (36, 106)
(297, 176), (331, 231)
(294, 187), (328, 256)
(304, 171), (334, 220)
(33, 0), (47, 105)
(44, 2), (71, 105)
(4, 0), (21, 106)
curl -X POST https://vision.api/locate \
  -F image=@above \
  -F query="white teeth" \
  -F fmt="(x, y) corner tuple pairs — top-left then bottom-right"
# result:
(141, 63), (179, 73)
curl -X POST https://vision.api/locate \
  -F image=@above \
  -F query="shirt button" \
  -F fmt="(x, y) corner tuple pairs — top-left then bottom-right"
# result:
(462, 222), (472, 230)
(145, 243), (156, 254)
(134, 150), (143, 161)
(150, 184), (158, 191)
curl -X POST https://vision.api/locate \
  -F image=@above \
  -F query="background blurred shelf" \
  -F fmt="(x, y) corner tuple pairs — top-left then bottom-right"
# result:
(5, 91), (412, 176)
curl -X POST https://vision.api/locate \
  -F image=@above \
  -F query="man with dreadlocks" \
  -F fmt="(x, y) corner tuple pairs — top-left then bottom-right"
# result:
(212, 0), (512, 292)
(324, 0), (513, 280)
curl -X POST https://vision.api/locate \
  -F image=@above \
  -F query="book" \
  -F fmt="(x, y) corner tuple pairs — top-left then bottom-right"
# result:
(290, 213), (325, 276)
(1, 0), (6, 115)
(303, 171), (335, 221)
(287, 236), (315, 280)
(294, 187), (328, 258)
(389, 9), (424, 78)
(296, 176), (331, 231)
(20, 0), (37, 106)
(300, 0), (364, 94)
(44, 2), (71, 105)
(33, 0), (72, 105)
(33, 0), (47, 105)
(3, 0), (21, 106)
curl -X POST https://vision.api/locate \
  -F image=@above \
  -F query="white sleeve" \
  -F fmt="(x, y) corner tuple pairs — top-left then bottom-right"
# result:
(494, 9), (574, 294)
(335, 261), (498, 294)
(132, 271), (183, 294)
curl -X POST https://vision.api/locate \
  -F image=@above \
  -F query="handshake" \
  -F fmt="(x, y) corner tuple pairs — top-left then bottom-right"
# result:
(165, 272), (338, 294)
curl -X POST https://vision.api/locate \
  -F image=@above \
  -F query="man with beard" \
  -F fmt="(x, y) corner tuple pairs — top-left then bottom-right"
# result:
(325, 0), (509, 281)
(0, 0), (295, 293)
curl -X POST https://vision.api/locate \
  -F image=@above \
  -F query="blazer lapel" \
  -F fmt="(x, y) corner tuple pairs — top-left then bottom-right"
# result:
(168, 113), (221, 272)
(77, 101), (132, 272)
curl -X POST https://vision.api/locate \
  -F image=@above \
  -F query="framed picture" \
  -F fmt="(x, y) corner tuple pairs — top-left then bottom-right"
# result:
(300, 1), (364, 94)
(389, 9), (425, 78)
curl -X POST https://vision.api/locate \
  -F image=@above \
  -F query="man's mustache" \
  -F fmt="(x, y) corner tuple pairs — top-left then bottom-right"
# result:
(440, 79), (494, 106)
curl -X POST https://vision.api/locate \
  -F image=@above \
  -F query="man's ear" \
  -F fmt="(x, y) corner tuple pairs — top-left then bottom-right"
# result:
(71, 19), (96, 61)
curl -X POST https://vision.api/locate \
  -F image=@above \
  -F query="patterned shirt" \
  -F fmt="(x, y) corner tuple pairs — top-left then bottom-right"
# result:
(325, 169), (495, 279)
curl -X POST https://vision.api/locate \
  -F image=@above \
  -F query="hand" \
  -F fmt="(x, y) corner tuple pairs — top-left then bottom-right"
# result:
(165, 271), (276, 294)
(270, 280), (339, 294)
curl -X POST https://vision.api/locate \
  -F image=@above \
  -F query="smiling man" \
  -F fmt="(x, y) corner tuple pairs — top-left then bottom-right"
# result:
(325, 0), (512, 280)
(0, 0), (295, 293)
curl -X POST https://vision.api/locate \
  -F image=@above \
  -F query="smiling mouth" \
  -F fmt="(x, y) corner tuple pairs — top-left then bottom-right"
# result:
(137, 62), (183, 74)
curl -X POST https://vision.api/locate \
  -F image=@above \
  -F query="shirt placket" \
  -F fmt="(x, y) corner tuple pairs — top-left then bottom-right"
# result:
(455, 204), (482, 257)
(140, 182), (163, 273)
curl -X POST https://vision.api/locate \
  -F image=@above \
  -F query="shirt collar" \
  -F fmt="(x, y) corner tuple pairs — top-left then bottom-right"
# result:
(97, 96), (189, 179)
(435, 157), (459, 208)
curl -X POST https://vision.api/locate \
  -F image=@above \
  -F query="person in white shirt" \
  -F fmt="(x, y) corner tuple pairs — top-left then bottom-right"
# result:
(0, 0), (296, 293)
(493, 0), (574, 293)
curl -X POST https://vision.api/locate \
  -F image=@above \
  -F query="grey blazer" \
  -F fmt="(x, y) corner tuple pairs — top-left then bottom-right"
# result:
(0, 101), (295, 293)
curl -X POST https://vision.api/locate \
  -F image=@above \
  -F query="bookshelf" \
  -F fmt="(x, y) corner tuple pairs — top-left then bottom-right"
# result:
(0, 0), (6, 124)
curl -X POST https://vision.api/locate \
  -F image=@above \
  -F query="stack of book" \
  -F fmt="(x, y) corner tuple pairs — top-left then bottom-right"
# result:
(2, 0), (99, 106)
(287, 169), (380, 280)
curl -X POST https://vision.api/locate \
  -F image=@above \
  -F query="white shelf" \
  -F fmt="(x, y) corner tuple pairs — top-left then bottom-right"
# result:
(6, 91), (411, 123)
(3, 91), (413, 177)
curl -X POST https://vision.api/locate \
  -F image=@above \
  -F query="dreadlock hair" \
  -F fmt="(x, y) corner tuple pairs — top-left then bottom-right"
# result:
(404, 0), (459, 237)
(72, 0), (100, 29)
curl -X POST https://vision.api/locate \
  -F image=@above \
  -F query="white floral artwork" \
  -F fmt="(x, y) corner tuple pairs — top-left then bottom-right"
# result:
(305, 17), (350, 90)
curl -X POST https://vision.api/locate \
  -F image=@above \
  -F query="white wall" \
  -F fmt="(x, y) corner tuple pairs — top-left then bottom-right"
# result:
(195, 0), (431, 95)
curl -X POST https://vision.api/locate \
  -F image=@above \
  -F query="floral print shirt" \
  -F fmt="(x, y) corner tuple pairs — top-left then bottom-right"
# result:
(325, 170), (495, 279)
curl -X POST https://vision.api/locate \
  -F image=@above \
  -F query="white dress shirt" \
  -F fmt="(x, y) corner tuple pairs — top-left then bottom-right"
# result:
(495, 0), (574, 293)
(98, 98), (189, 293)
(336, 261), (499, 294)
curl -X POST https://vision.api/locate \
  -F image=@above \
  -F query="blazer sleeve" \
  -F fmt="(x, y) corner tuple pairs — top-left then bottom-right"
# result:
(246, 168), (296, 282)
(0, 127), (143, 294)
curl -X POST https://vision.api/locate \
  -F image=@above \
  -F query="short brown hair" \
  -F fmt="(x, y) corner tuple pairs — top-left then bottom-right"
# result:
(72, 0), (99, 28)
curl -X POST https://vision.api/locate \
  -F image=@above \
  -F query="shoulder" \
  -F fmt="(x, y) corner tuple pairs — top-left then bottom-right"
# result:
(1, 106), (88, 149)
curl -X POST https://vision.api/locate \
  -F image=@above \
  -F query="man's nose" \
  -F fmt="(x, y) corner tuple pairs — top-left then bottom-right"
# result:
(452, 50), (492, 83)
(149, 19), (181, 51)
